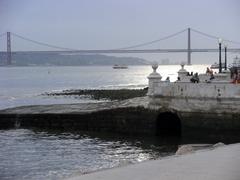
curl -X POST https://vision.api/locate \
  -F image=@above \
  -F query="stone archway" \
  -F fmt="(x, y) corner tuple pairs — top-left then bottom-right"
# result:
(156, 112), (181, 136)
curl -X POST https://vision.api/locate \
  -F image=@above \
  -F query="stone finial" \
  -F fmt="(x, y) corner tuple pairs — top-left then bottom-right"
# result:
(178, 62), (187, 73)
(148, 62), (162, 79)
(180, 62), (185, 70)
(152, 62), (158, 73)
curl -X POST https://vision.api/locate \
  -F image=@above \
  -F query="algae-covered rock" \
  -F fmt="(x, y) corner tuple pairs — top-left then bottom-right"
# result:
(44, 89), (148, 101)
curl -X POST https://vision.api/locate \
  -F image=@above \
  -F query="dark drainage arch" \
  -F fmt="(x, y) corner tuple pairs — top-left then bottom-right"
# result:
(156, 112), (181, 136)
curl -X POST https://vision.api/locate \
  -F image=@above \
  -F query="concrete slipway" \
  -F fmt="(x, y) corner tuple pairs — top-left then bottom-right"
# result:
(66, 143), (240, 180)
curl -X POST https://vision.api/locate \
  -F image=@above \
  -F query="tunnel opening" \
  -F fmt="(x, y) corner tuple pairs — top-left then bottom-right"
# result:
(156, 112), (181, 137)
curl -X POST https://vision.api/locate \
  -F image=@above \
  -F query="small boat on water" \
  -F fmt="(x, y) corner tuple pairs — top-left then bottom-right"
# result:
(229, 56), (240, 71)
(210, 62), (225, 69)
(210, 56), (240, 71)
(112, 65), (128, 69)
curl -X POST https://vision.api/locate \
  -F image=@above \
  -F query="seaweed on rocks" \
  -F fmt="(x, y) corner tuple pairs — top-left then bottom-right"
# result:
(43, 88), (148, 101)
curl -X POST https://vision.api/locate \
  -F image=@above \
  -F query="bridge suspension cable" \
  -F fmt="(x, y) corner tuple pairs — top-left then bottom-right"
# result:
(191, 28), (240, 45)
(11, 32), (77, 51)
(11, 29), (188, 51)
(10, 29), (188, 51)
(115, 28), (188, 50)
(1, 28), (239, 52)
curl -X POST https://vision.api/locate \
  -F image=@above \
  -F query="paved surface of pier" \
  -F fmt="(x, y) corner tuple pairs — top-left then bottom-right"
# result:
(0, 97), (148, 114)
(66, 143), (240, 180)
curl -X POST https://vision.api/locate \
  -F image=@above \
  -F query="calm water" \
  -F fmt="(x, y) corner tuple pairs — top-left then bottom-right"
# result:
(0, 65), (209, 109)
(0, 65), (211, 180)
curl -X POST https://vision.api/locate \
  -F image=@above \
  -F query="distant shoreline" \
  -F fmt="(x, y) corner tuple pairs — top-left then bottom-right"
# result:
(0, 64), (211, 67)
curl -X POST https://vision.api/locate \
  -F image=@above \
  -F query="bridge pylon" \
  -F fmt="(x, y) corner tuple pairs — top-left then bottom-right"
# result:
(7, 32), (12, 65)
(187, 28), (191, 65)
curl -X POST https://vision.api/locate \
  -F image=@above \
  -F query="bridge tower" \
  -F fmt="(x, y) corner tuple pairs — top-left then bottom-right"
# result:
(187, 28), (191, 65)
(7, 32), (12, 65)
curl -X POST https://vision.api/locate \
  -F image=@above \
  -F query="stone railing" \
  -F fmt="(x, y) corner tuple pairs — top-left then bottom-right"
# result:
(147, 63), (239, 98)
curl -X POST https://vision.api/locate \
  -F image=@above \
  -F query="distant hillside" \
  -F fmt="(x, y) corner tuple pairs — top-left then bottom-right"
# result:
(0, 52), (149, 66)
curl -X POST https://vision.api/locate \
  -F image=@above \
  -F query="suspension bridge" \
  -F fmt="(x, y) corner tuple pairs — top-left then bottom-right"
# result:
(0, 28), (240, 65)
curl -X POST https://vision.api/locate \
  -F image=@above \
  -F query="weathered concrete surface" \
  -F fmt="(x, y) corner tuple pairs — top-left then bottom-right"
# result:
(0, 95), (239, 134)
(0, 97), (148, 114)
(0, 97), (160, 135)
(147, 64), (240, 131)
(148, 95), (240, 132)
(66, 143), (240, 180)
(148, 95), (240, 114)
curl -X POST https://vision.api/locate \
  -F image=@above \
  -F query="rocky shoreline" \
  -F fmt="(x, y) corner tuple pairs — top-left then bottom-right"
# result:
(43, 88), (148, 101)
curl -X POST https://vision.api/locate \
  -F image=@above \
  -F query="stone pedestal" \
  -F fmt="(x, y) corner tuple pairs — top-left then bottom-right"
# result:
(147, 63), (162, 96)
(177, 63), (188, 81)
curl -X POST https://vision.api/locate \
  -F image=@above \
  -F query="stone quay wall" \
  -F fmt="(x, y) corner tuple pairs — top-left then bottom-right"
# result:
(0, 107), (159, 136)
(0, 95), (239, 136)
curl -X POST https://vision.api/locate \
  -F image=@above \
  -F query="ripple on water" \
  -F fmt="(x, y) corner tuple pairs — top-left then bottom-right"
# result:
(0, 129), (178, 180)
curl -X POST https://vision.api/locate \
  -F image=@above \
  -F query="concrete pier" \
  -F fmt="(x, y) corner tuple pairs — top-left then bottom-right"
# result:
(65, 143), (240, 180)
(0, 97), (162, 136)
(0, 95), (239, 137)
(147, 63), (240, 133)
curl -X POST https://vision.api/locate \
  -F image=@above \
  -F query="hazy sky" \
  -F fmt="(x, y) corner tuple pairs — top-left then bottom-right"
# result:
(0, 0), (240, 63)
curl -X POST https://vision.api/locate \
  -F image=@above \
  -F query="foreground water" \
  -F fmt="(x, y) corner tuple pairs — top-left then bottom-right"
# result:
(0, 129), (179, 180)
(1, 129), (240, 180)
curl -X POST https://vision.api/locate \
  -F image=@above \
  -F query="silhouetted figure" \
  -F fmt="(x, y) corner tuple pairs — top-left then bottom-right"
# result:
(165, 77), (170, 82)
(190, 73), (199, 83)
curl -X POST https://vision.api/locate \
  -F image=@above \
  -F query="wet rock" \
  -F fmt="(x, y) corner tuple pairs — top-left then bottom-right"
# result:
(175, 145), (194, 155)
(213, 142), (225, 148)
(43, 89), (148, 101)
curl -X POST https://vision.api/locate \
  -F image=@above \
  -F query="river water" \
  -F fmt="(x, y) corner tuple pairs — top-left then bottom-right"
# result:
(0, 65), (209, 110)
(0, 129), (180, 180)
(0, 65), (212, 180)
